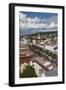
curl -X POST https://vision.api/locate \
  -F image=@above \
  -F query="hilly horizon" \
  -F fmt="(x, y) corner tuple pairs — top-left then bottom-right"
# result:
(19, 28), (57, 36)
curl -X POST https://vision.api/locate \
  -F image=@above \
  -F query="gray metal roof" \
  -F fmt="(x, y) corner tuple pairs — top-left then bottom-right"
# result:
(45, 68), (58, 77)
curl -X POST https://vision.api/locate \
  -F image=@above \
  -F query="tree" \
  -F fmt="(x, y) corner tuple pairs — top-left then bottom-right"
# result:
(20, 64), (38, 78)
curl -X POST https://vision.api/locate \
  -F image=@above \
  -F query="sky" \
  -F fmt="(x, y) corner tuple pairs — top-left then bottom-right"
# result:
(19, 11), (58, 30)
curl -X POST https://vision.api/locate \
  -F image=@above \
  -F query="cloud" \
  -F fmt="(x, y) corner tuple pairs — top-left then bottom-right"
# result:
(27, 17), (41, 23)
(48, 15), (58, 23)
(48, 22), (57, 28)
(19, 13), (27, 22)
(19, 12), (58, 29)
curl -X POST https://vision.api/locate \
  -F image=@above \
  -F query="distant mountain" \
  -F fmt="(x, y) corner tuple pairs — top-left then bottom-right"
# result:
(19, 28), (57, 36)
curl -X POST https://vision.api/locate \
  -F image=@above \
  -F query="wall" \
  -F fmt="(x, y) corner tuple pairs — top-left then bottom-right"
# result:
(0, 0), (66, 90)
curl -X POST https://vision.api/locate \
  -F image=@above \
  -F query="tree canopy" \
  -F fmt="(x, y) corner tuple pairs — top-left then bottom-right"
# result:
(20, 64), (38, 78)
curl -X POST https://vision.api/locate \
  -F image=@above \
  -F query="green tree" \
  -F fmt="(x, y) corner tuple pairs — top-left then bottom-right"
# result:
(20, 65), (38, 78)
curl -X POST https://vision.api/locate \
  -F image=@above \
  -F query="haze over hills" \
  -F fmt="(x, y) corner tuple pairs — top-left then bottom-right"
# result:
(19, 28), (57, 36)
